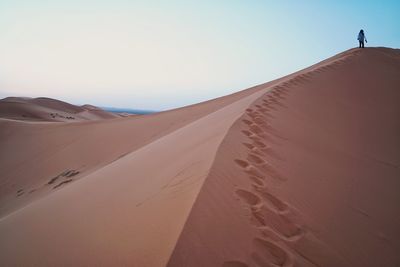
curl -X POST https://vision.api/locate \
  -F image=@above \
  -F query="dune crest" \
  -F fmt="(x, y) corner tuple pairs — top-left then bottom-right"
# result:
(0, 47), (399, 266)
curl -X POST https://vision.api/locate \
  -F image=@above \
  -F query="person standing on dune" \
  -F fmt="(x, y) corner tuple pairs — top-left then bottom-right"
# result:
(358, 29), (367, 48)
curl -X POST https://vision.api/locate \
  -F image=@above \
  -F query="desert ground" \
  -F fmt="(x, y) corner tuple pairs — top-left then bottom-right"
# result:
(0, 47), (399, 266)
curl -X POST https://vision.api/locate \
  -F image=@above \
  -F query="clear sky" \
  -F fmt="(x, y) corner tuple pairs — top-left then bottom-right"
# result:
(1, 0), (399, 110)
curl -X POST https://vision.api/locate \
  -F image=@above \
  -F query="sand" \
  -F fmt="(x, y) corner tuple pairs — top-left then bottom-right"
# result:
(0, 97), (120, 121)
(0, 47), (399, 266)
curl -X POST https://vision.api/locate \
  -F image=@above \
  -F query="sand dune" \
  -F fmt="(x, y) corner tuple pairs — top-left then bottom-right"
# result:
(0, 47), (399, 266)
(0, 97), (119, 121)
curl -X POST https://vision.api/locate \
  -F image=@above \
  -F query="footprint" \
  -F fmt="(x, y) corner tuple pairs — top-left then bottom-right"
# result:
(282, 82), (290, 87)
(247, 154), (265, 165)
(291, 78), (302, 84)
(63, 170), (80, 177)
(253, 140), (267, 148)
(253, 186), (288, 212)
(16, 189), (24, 197)
(245, 108), (253, 113)
(242, 119), (254, 126)
(261, 103), (273, 110)
(251, 147), (266, 157)
(250, 209), (266, 227)
(286, 81), (297, 86)
(48, 169), (80, 185)
(259, 123), (273, 131)
(264, 104), (277, 111)
(246, 114), (257, 120)
(257, 108), (269, 114)
(249, 125), (264, 135)
(48, 175), (61, 185)
(234, 159), (250, 169)
(117, 152), (129, 160)
(222, 261), (249, 267)
(249, 135), (263, 143)
(53, 179), (73, 189)
(235, 189), (261, 206)
(250, 176), (264, 186)
(243, 143), (266, 156)
(297, 74), (310, 80)
(272, 92), (284, 99)
(245, 166), (265, 179)
(247, 111), (261, 118)
(252, 238), (289, 267)
(242, 142), (255, 150)
(241, 130), (253, 137)
(253, 116), (265, 125)
(252, 207), (302, 239)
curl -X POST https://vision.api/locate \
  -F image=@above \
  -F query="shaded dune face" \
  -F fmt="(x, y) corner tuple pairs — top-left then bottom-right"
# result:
(167, 48), (400, 267)
(0, 48), (399, 267)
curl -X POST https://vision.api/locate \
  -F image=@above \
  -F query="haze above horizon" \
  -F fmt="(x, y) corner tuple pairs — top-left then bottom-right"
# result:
(1, 0), (399, 110)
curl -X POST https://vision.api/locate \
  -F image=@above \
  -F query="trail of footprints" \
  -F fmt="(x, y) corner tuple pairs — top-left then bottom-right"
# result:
(223, 52), (363, 267)
(15, 169), (80, 198)
(225, 86), (306, 267)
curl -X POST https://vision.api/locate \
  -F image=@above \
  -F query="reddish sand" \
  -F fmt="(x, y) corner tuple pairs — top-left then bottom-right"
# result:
(0, 97), (120, 121)
(0, 47), (399, 266)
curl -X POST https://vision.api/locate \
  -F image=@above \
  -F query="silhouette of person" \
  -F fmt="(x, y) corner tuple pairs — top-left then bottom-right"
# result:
(358, 29), (367, 48)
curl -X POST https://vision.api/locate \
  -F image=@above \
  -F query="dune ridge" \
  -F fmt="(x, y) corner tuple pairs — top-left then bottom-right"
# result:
(0, 77), (272, 217)
(0, 47), (399, 266)
(0, 83), (272, 266)
(168, 47), (400, 267)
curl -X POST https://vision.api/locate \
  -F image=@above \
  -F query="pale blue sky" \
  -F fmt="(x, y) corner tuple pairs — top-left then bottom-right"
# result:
(0, 0), (399, 110)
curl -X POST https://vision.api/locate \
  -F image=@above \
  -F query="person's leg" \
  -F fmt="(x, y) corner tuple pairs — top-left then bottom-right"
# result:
(362, 41), (364, 48)
(359, 41), (362, 48)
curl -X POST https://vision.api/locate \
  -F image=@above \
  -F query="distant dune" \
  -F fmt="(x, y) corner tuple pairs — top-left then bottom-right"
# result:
(0, 97), (120, 121)
(0, 47), (399, 267)
(102, 106), (155, 115)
